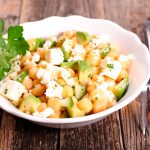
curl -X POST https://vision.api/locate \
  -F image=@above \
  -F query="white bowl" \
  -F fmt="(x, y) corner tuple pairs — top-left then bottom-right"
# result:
(0, 16), (150, 128)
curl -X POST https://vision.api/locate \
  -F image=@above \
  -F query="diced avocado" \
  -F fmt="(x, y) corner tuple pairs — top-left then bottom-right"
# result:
(28, 38), (45, 51)
(60, 61), (78, 70)
(50, 41), (57, 48)
(59, 97), (74, 108)
(16, 71), (28, 82)
(113, 77), (129, 100)
(19, 95), (41, 113)
(61, 39), (73, 61)
(67, 96), (85, 118)
(100, 43), (110, 58)
(78, 61), (92, 85)
(76, 31), (92, 45)
(75, 84), (86, 100)
(61, 61), (92, 85)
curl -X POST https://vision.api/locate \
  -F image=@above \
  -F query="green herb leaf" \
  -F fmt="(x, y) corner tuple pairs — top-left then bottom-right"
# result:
(106, 63), (114, 70)
(0, 20), (29, 80)
(0, 19), (4, 36)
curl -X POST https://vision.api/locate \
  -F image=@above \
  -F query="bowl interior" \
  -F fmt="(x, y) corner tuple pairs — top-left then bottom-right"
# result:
(0, 16), (150, 124)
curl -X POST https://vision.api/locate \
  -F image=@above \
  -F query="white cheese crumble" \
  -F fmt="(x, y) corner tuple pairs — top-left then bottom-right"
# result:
(0, 80), (26, 102)
(43, 40), (52, 49)
(33, 107), (54, 118)
(100, 57), (122, 80)
(71, 44), (86, 55)
(32, 53), (40, 63)
(45, 81), (63, 99)
(68, 55), (83, 62)
(45, 48), (64, 65)
(36, 68), (58, 85)
(90, 34), (110, 48)
(118, 54), (133, 62)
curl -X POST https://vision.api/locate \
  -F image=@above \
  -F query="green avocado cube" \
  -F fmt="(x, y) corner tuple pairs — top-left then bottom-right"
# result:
(76, 31), (92, 45)
(19, 95), (41, 113)
(113, 77), (129, 100)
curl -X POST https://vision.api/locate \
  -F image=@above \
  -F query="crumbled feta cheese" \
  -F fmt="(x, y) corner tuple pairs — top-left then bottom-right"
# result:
(43, 40), (52, 49)
(33, 107), (54, 118)
(45, 48), (64, 65)
(97, 75), (104, 83)
(100, 57), (122, 80)
(36, 68), (58, 85)
(71, 44), (86, 55)
(32, 53), (40, 63)
(0, 80), (26, 102)
(68, 55), (83, 62)
(105, 91), (116, 102)
(118, 54), (133, 62)
(45, 81), (63, 99)
(90, 34), (110, 48)
(60, 68), (75, 86)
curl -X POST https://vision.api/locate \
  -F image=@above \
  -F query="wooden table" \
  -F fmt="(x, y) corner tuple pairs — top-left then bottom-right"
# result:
(0, 0), (150, 149)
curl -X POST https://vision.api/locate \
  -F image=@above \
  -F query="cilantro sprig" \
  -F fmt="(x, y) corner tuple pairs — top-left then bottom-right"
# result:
(0, 20), (29, 80)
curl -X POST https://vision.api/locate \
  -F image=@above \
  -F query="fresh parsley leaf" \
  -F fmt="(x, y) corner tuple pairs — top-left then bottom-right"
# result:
(0, 19), (4, 36)
(107, 63), (114, 70)
(0, 20), (29, 80)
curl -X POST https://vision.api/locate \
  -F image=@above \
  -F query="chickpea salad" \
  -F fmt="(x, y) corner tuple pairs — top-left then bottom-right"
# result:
(0, 20), (133, 118)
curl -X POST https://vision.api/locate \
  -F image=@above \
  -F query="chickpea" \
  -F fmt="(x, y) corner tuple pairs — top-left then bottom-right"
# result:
(89, 89), (108, 102)
(31, 84), (46, 96)
(92, 75), (99, 82)
(64, 31), (75, 38)
(48, 111), (61, 118)
(21, 53), (32, 66)
(120, 60), (132, 71)
(23, 62), (37, 71)
(47, 98), (61, 112)
(57, 78), (67, 86)
(92, 101), (107, 113)
(37, 103), (47, 112)
(87, 84), (96, 93)
(38, 61), (47, 68)
(22, 76), (33, 90)
(62, 86), (74, 98)
(28, 67), (38, 79)
(84, 44), (93, 54)
(106, 50), (118, 60)
(33, 79), (41, 86)
(37, 48), (46, 60)
(107, 99), (117, 108)
(86, 51), (100, 66)
(91, 67), (99, 76)
(67, 68), (75, 77)
(39, 95), (47, 102)
(77, 98), (93, 114)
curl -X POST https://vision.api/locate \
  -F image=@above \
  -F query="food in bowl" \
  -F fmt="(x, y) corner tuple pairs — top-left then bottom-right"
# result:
(0, 20), (133, 118)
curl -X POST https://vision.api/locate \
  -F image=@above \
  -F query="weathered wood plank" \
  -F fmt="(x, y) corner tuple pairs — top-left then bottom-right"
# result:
(11, 0), (59, 149)
(102, 0), (150, 149)
(0, 0), (22, 149)
(13, 118), (59, 150)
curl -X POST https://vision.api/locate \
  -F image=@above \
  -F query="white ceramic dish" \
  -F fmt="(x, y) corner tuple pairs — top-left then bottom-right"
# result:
(0, 16), (150, 128)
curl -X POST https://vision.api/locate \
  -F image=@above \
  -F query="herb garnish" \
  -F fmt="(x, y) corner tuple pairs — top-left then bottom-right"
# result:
(106, 63), (114, 70)
(0, 20), (29, 80)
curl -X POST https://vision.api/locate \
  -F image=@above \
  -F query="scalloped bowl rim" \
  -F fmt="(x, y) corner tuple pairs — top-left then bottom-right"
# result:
(0, 15), (150, 125)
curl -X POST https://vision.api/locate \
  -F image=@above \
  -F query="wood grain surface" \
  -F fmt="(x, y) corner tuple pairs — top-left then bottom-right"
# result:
(0, 0), (150, 150)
